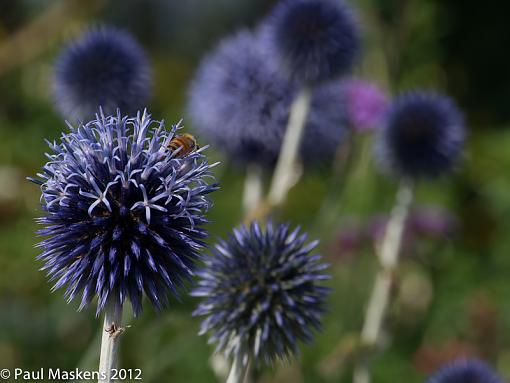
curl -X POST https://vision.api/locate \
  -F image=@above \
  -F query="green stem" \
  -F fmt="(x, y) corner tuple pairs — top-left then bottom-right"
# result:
(242, 164), (264, 216)
(98, 300), (123, 383)
(226, 353), (251, 383)
(267, 86), (312, 207)
(353, 179), (414, 383)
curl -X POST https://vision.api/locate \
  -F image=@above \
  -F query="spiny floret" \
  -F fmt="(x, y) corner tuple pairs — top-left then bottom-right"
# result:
(31, 110), (218, 316)
(53, 26), (151, 121)
(426, 359), (503, 383)
(267, 0), (360, 84)
(192, 221), (330, 365)
(376, 90), (465, 178)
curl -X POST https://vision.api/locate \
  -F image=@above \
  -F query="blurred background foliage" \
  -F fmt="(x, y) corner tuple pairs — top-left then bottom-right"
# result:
(0, 0), (509, 382)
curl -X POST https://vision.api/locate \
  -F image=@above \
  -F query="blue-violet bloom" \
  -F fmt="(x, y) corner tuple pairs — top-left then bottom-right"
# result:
(267, 0), (360, 84)
(188, 30), (346, 168)
(31, 110), (218, 316)
(53, 26), (151, 120)
(192, 221), (330, 365)
(376, 91), (465, 178)
(426, 359), (503, 383)
(342, 79), (389, 131)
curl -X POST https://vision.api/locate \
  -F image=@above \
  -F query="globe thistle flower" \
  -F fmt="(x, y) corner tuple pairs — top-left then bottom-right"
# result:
(30, 110), (218, 316)
(187, 30), (346, 168)
(302, 81), (348, 164)
(188, 31), (287, 167)
(376, 91), (465, 178)
(427, 359), (503, 383)
(266, 0), (360, 85)
(192, 221), (330, 365)
(342, 79), (389, 132)
(53, 26), (151, 121)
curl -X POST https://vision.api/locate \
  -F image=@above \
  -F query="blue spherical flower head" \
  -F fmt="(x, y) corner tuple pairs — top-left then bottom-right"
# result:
(192, 221), (330, 365)
(53, 26), (151, 121)
(187, 30), (347, 168)
(427, 359), (503, 383)
(376, 91), (465, 178)
(303, 80), (348, 165)
(31, 110), (218, 316)
(188, 31), (287, 167)
(268, 0), (360, 84)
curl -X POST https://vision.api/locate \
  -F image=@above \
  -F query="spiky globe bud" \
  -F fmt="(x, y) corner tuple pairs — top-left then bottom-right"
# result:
(427, 359), (503, 383)
(192, 221), (330, 365)
(53, 26), (151, 121)
(376, 91), (465, 178)
(267, 0), (360, 84)
(30, 110), (218, 316)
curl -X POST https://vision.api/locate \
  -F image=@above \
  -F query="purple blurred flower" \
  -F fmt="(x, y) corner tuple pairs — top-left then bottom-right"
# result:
(331, 206), (458, 258)
(369, 206), (459, 244)
(408, 206), (459, 238)
(342, 79), (389, 131)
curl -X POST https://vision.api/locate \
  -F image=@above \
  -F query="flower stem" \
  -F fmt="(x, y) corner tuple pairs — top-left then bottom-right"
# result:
(353, 179), (414, 383)
(267, 86), (312, 207)
(98, 300), (123, 383)
(226, 354), (251, 383)
(314, 129), (358, 232)
(242, 164), (264, 216)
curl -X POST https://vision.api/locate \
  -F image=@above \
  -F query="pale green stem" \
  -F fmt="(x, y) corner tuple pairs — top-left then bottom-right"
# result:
(226, 354), (251, 383)
(353, 179), (414, 383)
(98, 301), (123, 383)
(267, 86), (312, 207)
(313, 129), (358, 232)
(242, 164), (264, 216)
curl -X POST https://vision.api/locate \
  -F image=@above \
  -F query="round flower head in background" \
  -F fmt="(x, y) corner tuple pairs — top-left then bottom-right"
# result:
(302, 80), (348, 164)
(30, 110), (218, 316)
(426, 359), (503, 383)
(342, 78), (389, 131)
(267, 0), (360, 84)
(53, 26), (151, 121)
(187, 31), (287, 168)
(192, 221), (330, 365)
(187, 30), (347, 168)
(376, 91), (465, 178)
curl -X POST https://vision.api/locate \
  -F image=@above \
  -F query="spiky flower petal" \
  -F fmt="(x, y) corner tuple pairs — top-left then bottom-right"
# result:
(426, 359), (503, 383)
(192, 221), (330, 365)
(53, 26), (151, 120)
(267, 0), (360, 84)
(31, 110), (218, 316)
(376, 91), (465, 178)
